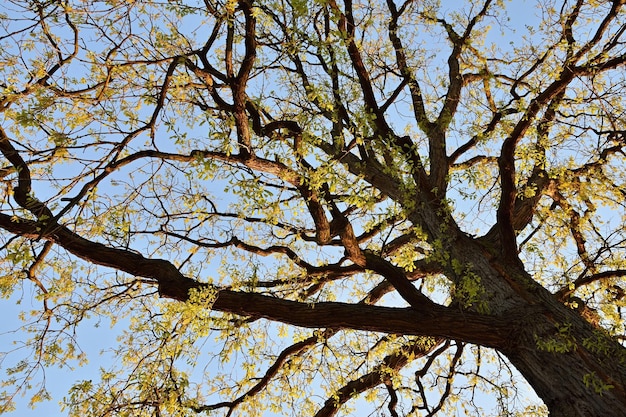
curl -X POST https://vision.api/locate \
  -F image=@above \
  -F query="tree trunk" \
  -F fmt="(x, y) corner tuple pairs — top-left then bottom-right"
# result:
(442, 235), (626, 416)
(504, 310), (626, 417)
(476, 253), (626, 415)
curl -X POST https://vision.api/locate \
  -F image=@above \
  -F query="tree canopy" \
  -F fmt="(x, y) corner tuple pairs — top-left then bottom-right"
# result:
(1, 0), (626, 416)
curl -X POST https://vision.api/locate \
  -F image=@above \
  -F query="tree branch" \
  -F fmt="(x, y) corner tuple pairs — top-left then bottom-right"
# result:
(314, 337), (445, 417)
(0, 213), (509, 348)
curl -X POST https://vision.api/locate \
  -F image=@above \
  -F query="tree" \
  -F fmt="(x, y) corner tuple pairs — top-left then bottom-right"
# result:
(1, 0), (625, 415)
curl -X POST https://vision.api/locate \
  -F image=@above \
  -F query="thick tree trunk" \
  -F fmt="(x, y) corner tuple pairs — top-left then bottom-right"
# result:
(441, 235), (626, 416)
(504, 309), (626, 417)
(458, 240), (626, 416)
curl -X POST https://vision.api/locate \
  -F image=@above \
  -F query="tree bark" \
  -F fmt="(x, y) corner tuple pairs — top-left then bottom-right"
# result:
(503, 304), (626, 417)
(459, 237), (626, 417)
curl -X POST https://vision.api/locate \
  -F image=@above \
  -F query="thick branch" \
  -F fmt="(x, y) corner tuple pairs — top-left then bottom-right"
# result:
(497, 67), (575, 259)
(0, 213), (509, 348)
(328, 0), (391, 135)
(231, 0), (257, 158)
(0, 127), (53, 220)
